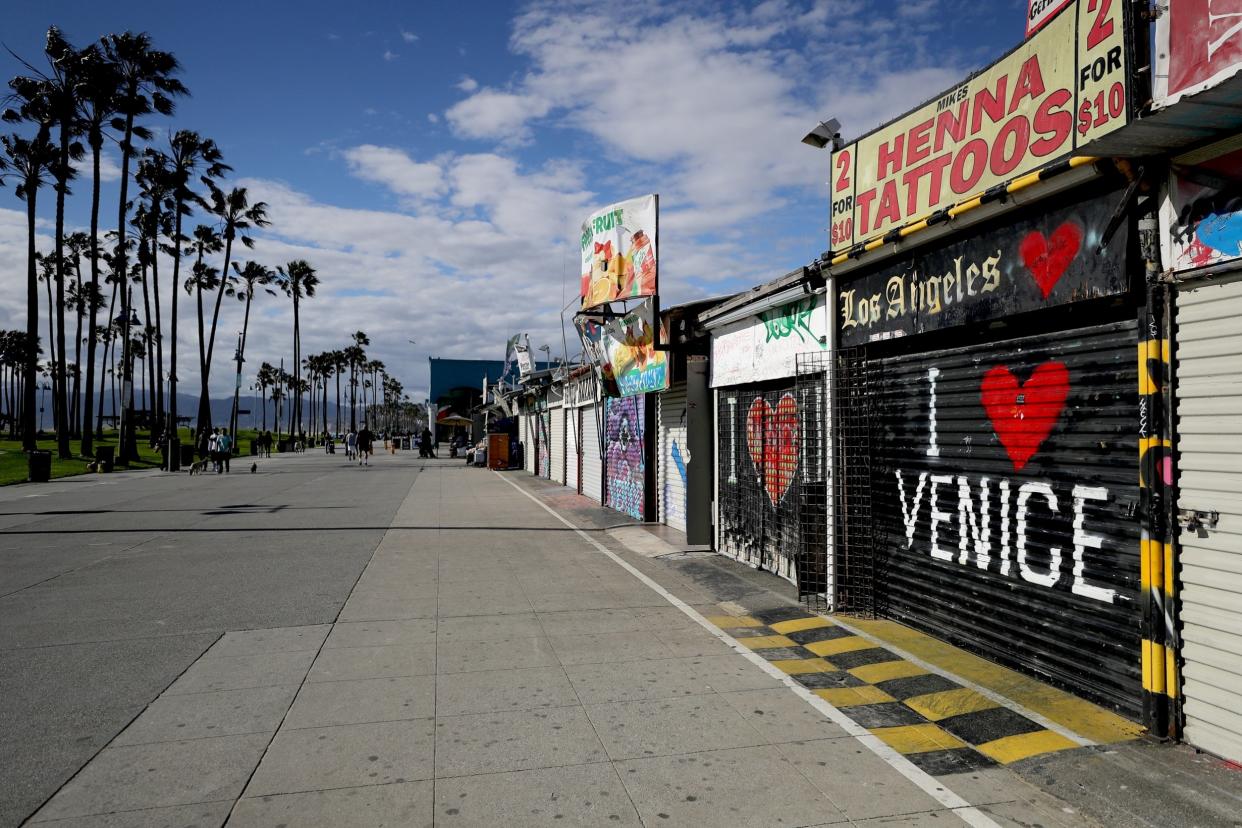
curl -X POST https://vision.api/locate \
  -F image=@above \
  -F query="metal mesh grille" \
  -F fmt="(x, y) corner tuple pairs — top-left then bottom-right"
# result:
(796, 353), (831, 612)
(833, 346), (878, 617)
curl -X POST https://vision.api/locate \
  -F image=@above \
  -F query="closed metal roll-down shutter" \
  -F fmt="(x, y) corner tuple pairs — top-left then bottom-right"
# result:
(566, 407), (581, 493)
(716, 380), (801, 584)
(1175, 278), (1242, 763)
(550, 407), (566, 485)
(582, 404), (604, 503)
(605, 395), (646, 520)
(538, 411), (551, 479)
(659, 384), (689, 532)
(865, 319), (1142, 716)
(523, 414), (536, 473)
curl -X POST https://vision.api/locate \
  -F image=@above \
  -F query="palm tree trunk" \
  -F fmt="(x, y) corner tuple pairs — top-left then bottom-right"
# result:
(44, 271), (56, 432)
(201, 234), (236, 435)
(54, 110), (72, 458)
(139, 254), (155, 435)
(23, 195), (39, 451)
(115, 103), (137, 463)
(168, 210), (184, 445)
(261, 386), (267, 432)
(231, 293), (252, 438)
(149, 207), (164, 434)
(335, 371), (341, 433)
(97, 276), (117, 437)
(83, 142), (103, 454)
(195, 264), (206, 435)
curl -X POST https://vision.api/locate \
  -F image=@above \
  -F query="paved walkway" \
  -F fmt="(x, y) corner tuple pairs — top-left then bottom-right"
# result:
(22, 459), (1242, 826)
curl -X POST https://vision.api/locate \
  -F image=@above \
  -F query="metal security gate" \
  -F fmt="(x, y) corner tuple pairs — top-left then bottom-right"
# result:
(1175, 277), (1242, 762)
(537, 411), (551, 479)
(550, 407), (566, 485)
(864, 319), (1142, 716)
(605, 395), (646, 519)
(566, 407), (581, 493)
(582, 403), (604, 503)
(659, 383), (689, 532)
(522, 413), (536, 473)
(716, 379), (802, 584)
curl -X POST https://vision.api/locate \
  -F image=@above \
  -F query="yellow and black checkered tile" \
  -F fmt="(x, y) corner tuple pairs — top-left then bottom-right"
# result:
(710, 607), (1081, 773)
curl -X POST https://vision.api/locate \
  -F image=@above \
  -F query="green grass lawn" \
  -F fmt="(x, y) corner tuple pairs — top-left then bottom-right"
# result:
(0, 427), (295, 486)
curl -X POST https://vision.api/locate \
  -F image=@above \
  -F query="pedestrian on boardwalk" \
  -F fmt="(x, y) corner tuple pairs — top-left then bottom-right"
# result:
(263, 430), (273, 457)
(219, 428), (232, 473)
(208, 428), (221, 473)
(345, 428), (357, 461)
(357, 423), (374, 466)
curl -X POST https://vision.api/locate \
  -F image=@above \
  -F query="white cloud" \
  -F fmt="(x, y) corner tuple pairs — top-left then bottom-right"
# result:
(341, 145), (446, 201)
(456, 76), (479, 92)
(401, 29), (418, 43)
(445, 89), (550, 141)
(427, 113), (440, 124)
(382, 49), (398, 62)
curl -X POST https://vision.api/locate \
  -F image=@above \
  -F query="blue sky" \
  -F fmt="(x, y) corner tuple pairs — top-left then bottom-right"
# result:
(1, 0), (1027, 401)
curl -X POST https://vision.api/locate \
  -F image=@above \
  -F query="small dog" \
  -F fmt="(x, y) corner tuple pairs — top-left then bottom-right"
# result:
(86, 461), (98, 473)
(250, 462), (257, 474)
(188, 459), (209, 475)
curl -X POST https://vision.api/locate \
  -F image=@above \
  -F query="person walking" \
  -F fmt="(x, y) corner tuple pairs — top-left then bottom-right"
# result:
(207, 428), (221, 474)
(219, 428), (232, 473)
(357, 423), (374, 467)
(345, 428), (357, 461)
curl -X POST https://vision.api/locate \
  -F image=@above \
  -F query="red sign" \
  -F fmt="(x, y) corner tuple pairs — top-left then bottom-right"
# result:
(1156, 0), (1242, 105)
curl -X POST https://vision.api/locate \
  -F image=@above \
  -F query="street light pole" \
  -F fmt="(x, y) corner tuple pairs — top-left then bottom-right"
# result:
(118, 287), (139, 463)
(229, 332), (244, 440)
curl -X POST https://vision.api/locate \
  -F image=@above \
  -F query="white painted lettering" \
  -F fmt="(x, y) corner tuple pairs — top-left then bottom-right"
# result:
(957, 476), (991, 569)
(998, 479), (1012, 575)
(897, 470), (928, 549)
(1071, 485), (1115, 603)
(926, 367), (941, 458)
(929, 474), (955, 561)
(1016, 481), (1062, 588)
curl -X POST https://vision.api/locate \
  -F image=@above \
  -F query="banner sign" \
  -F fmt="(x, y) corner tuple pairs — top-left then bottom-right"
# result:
(601, 297), (668, 397)
(1160, 139), (1242, 273)
(575, 318), (621, 398)
(830, 0), (1127, 254)
(838, 187), (1129, 347)
(1027, 0), (1073, 37)
(580, 194), (658, 309)
(1154, 0), (1242, 108)
(514, 342), (533, 379)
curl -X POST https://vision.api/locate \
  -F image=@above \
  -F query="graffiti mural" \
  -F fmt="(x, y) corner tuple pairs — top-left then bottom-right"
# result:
(1161, 144), (1242, 272)
(868, 320), (1142, 714)
(663, 439), (688, 527)
(605, 395), (645, 519)
(717, 381), (804, 582)
(712, 294), (829, 388)
(537, 411), (551, 479)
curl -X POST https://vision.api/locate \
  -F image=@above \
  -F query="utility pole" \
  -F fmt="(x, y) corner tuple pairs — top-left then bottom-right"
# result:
(229, 332), (244, 440)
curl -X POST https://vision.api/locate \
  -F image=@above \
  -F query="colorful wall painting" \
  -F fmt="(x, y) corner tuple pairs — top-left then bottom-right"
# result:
(580, 195), (658, 309)
(605, 395), (645, 519)
(1160, 141), (1242, 273)
(602, 297), (668, 397)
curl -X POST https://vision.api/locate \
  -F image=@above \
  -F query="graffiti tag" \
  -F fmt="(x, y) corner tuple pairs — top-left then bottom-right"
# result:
(761, 297), (823, 348)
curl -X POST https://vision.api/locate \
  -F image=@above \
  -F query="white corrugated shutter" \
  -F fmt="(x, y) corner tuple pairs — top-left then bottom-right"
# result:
(550, 407), (566, 484)
(581, 403), (604, 503)
(658, 383), (689, 532)
(523, 413), (536, 473)
(1176, 277), (1242, 764)
(566, 407), (581, 492)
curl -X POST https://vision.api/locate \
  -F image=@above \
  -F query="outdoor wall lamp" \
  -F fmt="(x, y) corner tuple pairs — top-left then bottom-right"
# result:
(801, 117), (843, 150)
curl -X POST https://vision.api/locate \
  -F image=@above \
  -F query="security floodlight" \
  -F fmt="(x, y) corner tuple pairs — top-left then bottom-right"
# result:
(802, 117), (843, 150)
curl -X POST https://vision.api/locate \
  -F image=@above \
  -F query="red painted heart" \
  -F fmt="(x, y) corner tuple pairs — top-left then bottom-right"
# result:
(980, 361), (1070, 472)
(746, 393), (799, 506)
(1019, 221), (1083, 299)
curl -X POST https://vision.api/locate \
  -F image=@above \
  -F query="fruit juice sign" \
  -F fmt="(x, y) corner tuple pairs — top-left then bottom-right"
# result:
(602, 297), (668, 397)
(830, 0), (1128, 254)
(580, 194), (658, 309)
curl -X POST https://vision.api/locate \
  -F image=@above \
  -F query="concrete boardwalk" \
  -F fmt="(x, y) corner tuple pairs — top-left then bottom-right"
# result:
(20, 458), (1241, 826)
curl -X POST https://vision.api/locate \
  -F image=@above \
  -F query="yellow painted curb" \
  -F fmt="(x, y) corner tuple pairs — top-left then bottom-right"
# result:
(804, 636), (876, 657)
(975, 729), (1080, 764)
(770, 617), (835, 635)
(870, 723), (967, 754)
(815, 686), (896, 707)
(904, 687), (1000, 722)
(850, 660), (929, 684)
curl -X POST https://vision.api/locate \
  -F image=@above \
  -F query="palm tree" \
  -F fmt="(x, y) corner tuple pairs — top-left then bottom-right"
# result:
(185, 223), (222, 436)
(135, 151), (172, 432)
(158, 132), (224, 450)
(35, 253), (58, 428)
(255, 361), (277, 432)
(0, 130), (57, 451)
(275, 260), (318, 436)
(346, 331), (369, 430)
(103, 31), (186, 458)
(199, 186), (269, 432)
(315, 352), (334, 436)
(73, 41), (119, 453)
(332, 349), (347, 433)
(230, 261), (274, 435)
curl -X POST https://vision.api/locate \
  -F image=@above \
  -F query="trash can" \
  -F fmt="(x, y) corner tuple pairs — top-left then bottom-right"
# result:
(95, 445), (115, 473)
(166, 437), (181, 471)
(277, 439), (289, 453)
(180, 443), (196, 468)
(27, 450), (52, 483)
(249, 439), (258, 456)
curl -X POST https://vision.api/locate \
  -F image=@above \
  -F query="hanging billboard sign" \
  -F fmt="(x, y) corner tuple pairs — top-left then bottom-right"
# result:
(1026, 0), (1073, 37)
(1160, 139), (1242, 274)
(837, 186), (1129, 347)
(601, 297), (668, 397)
(580, 194), (658, 309)
(575, 317), (621, 398)
(830, 0), (1128, 254)
(514, 342), (533, 379)
(1154, 0), (1242, 108)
